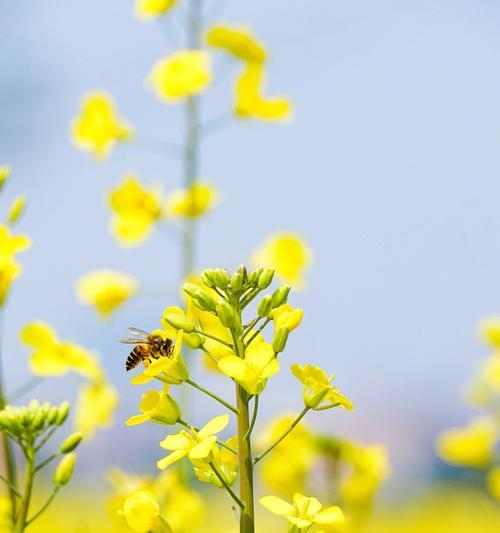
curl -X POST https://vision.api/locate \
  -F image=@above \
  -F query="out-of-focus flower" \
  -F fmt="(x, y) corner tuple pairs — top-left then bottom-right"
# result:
(478, 316), (500, 348)
(108, 174), (163, 246)
(148, 51), (212, 102)
(0, 224), (30, 306)
(260, 493), (345, 530)
(291, 363), (353, 411)
(71, 91), (133, 159)
(488, 466), (500, 500)
(157, 414), (229, 469)
(466, 353), (500, 407)
(75, 379), (118, 438)
(218, 337), (279, 395)
(206, 25), (266, 63)
(166, 182), (218, 219)
(135, 0), (176, 20)
(76, 270), (137, 318)
(126, 387), (181, 427)
(271, 304), (303, 332)
(20, 321), (100, 378)
(0, 165), (11, 190)
(7, 195), (27, 225)
(235, 63), (292, 121)
(252, 233), (311, 288)
(0, 495), (10, 532)
(194, 436), (238, 488)
(119, 490), (163, 533)
(436, 417), (497, 468)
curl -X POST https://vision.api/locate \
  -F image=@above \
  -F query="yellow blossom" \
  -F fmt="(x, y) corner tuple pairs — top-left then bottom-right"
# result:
(260, 493), (345, 530)
(218, 337), (279, 395)
(488, 466), (500, 500)
(71, 91), (133, 159)
(75, 379), (118, 438)
(466, 353), (500, 407)
(157, 414), (228, 470)
(206, 25), (267, 63)
(20, 321), (100, 378)
(478, 316), (500, 348)
(0, 165), (11, 189)
(252, 233), (311, 287)
(0, 224), (30, 305)
(291, 363), (353, 411)
(135, 0), (176, 20)
(271, 304), (303, 332)
(126, 387), (180, 426)
(148, 51), (212, 102)
(119, 490), (163, 533)
(436, 417), (497, 468)
(108, 174), (162, 246)
(76, 270), (137, 318)
(193, 436), (238, 488)
(235, 63), (292, 121)
(166, 182), (218, 219)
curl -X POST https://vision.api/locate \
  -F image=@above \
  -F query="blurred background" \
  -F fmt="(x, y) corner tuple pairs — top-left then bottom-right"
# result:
(2, 0), (500, 518)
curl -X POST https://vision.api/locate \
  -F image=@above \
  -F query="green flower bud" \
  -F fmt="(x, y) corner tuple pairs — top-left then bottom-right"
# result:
(7, 195), (26, 225)
(183, 332), (204, 349)
(47, 406), (59, 425)
(216, 301), (238, 329)
(54, 453), (76, 486)
(0, 413), (11, 432)
(272, 327), (289, 353)
(201, 269), (216, 288)
(271, 285), (291, 308)
(248, 267), (263, 286)
(231, 272), (243, 292)
(30, 411), (45, 432)
(258, 268), (275, 290)
(56, 402), (70, 426)
(60, 432), (83, 454)
(165, 314), (195, 333)
(0, 165), (11, 191)
(183, 283), (217, 313)
(238, 265), (248, 281)
(212, 269), (230, 290)
(257, 295), (273, 318)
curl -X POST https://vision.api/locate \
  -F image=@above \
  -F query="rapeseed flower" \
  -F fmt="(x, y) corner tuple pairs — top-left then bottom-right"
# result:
(75, 379), (119, 438)
(206, 25), (266, 63)
(166, 182), (218, 219)
(135, 0), (176, 20)
(119, 490), (164, 533)
(272, 304), (303, 332)
(478, 316), (500, 348)
(0, 224), (30, 305)
(193, 435), (238, 487)
(126, 387), (180, 426)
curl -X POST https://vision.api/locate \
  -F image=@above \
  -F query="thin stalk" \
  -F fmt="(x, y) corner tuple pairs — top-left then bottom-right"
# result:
(15, 450), (35, 533)
(253, 406), (310, 465)
(185, 378), (238, 414)
(0, 473), (21, 498)
(26, 486), (60, 526)
(34, 453), (60, 473)
(245, 318), (271, 347)
(244, 396), (259, 441)
(209, 462), (244, 509)
(193, 328), (233, 349)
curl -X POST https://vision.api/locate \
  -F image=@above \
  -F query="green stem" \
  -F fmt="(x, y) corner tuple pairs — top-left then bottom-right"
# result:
(26, 486), (60, 526)
(0, 473), (21, 498)
(15, 449), (35, 533)
(253, 406), (310, 465)
(185, 378), (238, 414)
(193, 328), (234, 349)
(244, 396), (259, 441)
(34, 453), (60, 473)
(209, 462), (244, 509)
(245, 318), (271, 347)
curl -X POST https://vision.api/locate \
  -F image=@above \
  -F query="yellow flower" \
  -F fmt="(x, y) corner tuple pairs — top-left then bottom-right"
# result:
(252, 233), (311, 287)
(157, 414), (229, 470)
(466, 353), (500, 407)
(218, 337), (279, 395)
(76, 270), (137, 318)
(119, 490), (163, 533)
(436, 417), (497, 468)
(0, 165), (11, 189)
(271, 304), (303, 332)
(193, 436), (238, 488)
(0, 224), (30, 306)
(260, 493), (345, 530)
(71, 91), (133, 159)
(20, 321), (100, 378)
(126, 387), (180, 426)
(235, 63), (292, 121)
(135, 0), (176, 20)
(108, 174), (163, 246)
(206, 25), (267, 63)
(161, 305), (203, 348)
(478, 316), (500, 348)
(291, 363), (353, 411)
(75, 379), (118, 438)
(148, 51), (212, 102)
(488, 466), (500, 500)
(166, 182), (218, 219)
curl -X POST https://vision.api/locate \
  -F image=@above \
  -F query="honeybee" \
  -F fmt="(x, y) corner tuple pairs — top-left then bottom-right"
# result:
(120, 327), (174, 371)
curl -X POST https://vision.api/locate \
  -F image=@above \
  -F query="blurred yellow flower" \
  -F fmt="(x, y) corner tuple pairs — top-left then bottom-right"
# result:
(76, 269), (137, 318)
(206, 25), (267, 63)
(119, 490), (163, 533)
(148, 51), (212, 102)
(126, 387), (180, 427)
(7, 195), (27, 225)
(108, 174), (162, 246)
(436, 417), (497, 468)
(252, 233), (311, 287)
(466, 353), (500, 407)
(0, 495), (10, 532)
(260, 493), (345, 530)
(20, 321), (100, 378)
(271, 304), (303, 332)
(157, 414), (228, 470)
(478, 316), (500, 348)
(75, 379), (118, 438)
(71, 91), (133, 159)
(166, 182), (218, 219)
(135, 0), (176, 20)
(291, 363), (353, 411)
(194, 435), (238, 488)
(488, 466), (500, 500)
(0, 224), (30, 305)
(218, 337), (279, 395)
(0, 165), (11, 189)
(235, 63), (292, 121)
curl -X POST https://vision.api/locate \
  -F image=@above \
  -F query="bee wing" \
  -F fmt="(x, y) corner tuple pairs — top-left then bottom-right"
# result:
(119, 337), (150, 345)
(120, 327), (151, 345)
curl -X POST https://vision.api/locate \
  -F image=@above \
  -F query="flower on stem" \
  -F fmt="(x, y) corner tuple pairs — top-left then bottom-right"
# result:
(271, 304), (303, 332)
(76, 270), (137, 318)
(20, 321), (100, 378)
(157, 415), (229, 470)
(206, 25), (267, 63)
(75, 378), (118, 438)
(71, 91), (133, 159)
(260, 493), (345, 531)
(194, 435), (238, 488)
(252, 233), (311, 288)
(135, 0), (176, 20)
(126, 387), (181, 427)
(0, 224), (30, 305)
(119, 490), (164, 533)
(108, 174), (163, 246)
(148, 51), (212, 102)
(218, 337), (279, 395)
(291, 364), (353, 411)
(166, 182), (218, 219)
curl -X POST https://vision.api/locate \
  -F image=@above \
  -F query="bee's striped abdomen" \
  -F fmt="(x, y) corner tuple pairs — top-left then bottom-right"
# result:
(126, 345), (148, 371)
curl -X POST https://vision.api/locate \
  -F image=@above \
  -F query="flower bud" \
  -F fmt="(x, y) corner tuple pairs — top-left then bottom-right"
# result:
(230, 272), (243, 292)
(7, 195), (26, 225)
(54, 453), (76, 486)
(46, 406), (58, 426)
(272, 328), (289, 354)
(183, 332), (204, 349)
(212, 269), (230, 290)
(258, 268), (275, 290)
(257, 295), (273, 318)
(55, 402), (70, 426)
(216, 301), (238, 329)
(271, 285), (291, 308)
(30, 411), (45, 431)
(201, 269), (216, 288)
(238, 264), (248, 280)
(183, 283), (217, 313)
(247, 267), (263, 286)
(164, 314), (195, 333)
(60, 432), (83, 454)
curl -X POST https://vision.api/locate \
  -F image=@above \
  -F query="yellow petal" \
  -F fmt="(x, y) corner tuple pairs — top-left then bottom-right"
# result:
(20, 321), (57, 348)
(157, 450), (186, 470)
(259, 495), (294, 516)
(199, 414), (229, 438)
(313, 506), (345, 525)
(125, 413), (151, 426)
